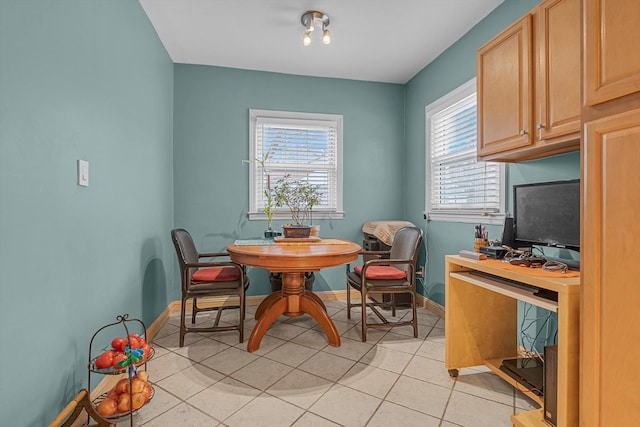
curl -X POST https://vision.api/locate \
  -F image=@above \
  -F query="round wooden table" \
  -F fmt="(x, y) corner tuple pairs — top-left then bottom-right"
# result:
(227, 239), (361, 352)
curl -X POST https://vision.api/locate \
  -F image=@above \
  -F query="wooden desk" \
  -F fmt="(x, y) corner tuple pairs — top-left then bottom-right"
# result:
(227, 239), (361, 352)
(445, 255), (580, 427)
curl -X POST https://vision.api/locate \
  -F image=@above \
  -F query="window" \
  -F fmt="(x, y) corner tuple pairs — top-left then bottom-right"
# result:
(249, 109), (344, 220)
(425, 79), (505, 224)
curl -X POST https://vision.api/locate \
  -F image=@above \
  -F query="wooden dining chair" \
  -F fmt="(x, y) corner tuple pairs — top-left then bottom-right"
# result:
(346, 226), (423, 342)
(171, 229), (250, 346)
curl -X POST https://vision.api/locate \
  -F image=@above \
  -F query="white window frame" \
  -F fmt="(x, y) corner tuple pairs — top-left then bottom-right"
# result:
(248, 109), (344, 221)
(425, 78), (506, 224)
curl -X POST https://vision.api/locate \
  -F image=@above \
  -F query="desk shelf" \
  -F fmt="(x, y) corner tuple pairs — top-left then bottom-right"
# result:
(512, 408), (546, 427)
(445, 255), (580, 427)
(485, 358), (543, 406)
(449, 271), (558, 312)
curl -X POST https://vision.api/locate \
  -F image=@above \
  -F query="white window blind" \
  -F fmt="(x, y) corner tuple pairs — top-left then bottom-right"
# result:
(426, 79), (505, 223)
(249, 110), (343, 220)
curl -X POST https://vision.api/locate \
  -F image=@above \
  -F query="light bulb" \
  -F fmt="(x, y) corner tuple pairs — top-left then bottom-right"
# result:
(322, 29), (331, 45)
(303, 31), (311, 46)
(308, 18), (315, 32)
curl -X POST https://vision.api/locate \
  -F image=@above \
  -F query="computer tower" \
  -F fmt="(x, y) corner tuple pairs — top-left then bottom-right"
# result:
(544, 345), (558, 426)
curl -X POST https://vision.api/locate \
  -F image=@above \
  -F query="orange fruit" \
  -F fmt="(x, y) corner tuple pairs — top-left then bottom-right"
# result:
(131, 392), (145, 410)
(115, 378), (129, 394)
(137, 370), (149, 382)
(116, 393), (131, 413)
(124, 378), (145, 394)
(96, 398), (117, 417)
(142, 382), (152, 402)
(106, 388), (119, 401)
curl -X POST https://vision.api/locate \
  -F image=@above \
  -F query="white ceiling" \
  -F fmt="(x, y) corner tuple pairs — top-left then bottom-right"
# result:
(139, 0), (504, 84)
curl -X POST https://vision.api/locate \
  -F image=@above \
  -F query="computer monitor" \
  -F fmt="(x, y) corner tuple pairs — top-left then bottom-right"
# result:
(513, 179), (580, 252)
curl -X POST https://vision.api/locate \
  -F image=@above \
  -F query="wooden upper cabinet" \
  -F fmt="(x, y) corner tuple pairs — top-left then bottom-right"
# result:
(477, 0), (580, 162)
(477, 15), (533, 158)
(537, 0), (581, 141)
(585, 0), (640, 106)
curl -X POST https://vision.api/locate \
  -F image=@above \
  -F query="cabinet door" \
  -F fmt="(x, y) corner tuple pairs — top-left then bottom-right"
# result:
(537, 0), (581, 141)
(585, 0), (640, 106)
(582, 108), (640, 426)
(477, 15), (533, 156)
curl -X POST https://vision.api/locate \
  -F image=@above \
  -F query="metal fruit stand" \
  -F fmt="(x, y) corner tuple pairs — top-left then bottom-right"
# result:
(87, 314), (155, 426)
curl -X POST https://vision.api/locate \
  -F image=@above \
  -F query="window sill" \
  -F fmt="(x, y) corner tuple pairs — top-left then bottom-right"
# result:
(248, 211), (345, 221)
(427, 212), (505, 225)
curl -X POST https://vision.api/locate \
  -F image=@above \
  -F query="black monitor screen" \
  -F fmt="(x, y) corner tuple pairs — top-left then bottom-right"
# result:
(513, 179), (580, 250)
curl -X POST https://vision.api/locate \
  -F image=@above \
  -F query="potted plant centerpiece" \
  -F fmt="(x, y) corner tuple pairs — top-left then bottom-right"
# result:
(272, 174), (322, 238)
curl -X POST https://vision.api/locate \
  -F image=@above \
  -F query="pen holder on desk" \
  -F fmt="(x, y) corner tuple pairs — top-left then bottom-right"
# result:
(474, 238), (489, 253)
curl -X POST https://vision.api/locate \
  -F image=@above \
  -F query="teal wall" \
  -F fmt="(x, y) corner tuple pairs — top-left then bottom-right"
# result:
(0, 0), (583, 423)
(173, 65), (405, 295)
(0, 0), (174, 425)
(403, 0), (580, 305)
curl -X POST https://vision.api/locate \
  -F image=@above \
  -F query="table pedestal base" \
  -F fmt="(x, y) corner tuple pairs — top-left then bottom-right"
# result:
(247, 272), (340, 352)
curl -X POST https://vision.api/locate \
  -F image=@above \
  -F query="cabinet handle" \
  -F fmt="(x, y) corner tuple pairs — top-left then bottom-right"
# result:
(520, 130), (528, 136)
(536, 123), (545, 130)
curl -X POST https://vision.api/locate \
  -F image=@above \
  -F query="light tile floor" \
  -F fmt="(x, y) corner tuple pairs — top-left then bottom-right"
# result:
(117, 301), (538, 426)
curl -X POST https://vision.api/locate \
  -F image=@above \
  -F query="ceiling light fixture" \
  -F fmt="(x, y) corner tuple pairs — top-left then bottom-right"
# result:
(301, 10), (331, 46)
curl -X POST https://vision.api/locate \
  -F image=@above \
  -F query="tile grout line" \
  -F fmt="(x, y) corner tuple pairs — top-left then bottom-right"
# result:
(148, 304), (506, 426)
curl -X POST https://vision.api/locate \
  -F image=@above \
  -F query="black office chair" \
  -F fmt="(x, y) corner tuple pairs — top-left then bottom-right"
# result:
(346, 226), (423, 342)
(171, 229), (249, 346)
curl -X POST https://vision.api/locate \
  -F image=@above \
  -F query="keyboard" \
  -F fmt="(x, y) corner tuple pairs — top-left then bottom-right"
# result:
(467, 270), (558, 302)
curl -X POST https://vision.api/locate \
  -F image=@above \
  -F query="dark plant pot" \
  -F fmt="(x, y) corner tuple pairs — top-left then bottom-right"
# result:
(264, 229), (282, 239)
(269, 272), (315, 292)
(282, 225), (312, 238)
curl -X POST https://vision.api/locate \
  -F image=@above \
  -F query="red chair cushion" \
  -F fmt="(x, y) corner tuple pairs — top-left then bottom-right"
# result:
(354, 265), (407, 280)
(192, 267), (240, 283)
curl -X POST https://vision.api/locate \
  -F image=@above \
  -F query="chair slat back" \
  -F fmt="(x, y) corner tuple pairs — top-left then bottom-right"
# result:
(389, 227), (423, 275)
(171, 228), (200, 273)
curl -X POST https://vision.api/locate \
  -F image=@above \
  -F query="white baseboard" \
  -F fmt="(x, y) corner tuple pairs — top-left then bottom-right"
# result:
(145, 290), (445, 345)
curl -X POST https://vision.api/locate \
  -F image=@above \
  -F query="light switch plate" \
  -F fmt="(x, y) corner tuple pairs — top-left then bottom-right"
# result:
(78, 160), (89, 186)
